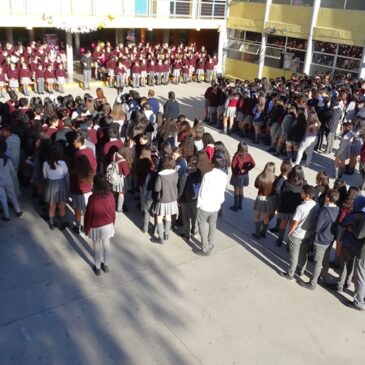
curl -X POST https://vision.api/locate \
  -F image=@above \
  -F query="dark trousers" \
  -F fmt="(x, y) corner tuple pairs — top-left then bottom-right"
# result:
(181, 202), (198, 237)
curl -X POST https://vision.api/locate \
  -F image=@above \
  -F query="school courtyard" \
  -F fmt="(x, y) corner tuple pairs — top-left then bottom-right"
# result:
(0, 82), (364, 365)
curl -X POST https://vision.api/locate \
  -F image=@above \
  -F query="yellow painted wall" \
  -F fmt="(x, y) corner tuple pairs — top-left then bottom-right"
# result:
(266, 4), (312, 39)
(262, 66), (293, 80)
(224, 59), (259, 81)
(314, 9), (365, 47)
(227, 2), (265, 32)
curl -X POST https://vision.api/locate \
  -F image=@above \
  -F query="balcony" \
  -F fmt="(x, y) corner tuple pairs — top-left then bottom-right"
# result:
(1, 0), (227, 19)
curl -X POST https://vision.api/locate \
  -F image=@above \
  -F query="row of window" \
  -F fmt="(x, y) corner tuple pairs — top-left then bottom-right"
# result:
(234, 0), (365, 11)
(225, 30), (364, 76)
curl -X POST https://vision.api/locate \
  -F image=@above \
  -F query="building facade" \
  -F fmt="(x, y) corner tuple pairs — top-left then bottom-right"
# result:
(224, 0), (365, 81)
(0, 0), (227, 79)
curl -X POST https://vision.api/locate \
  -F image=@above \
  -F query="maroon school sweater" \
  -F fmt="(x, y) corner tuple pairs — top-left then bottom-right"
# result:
(75, 147), (97, 174)
(84, 192), (116, 234)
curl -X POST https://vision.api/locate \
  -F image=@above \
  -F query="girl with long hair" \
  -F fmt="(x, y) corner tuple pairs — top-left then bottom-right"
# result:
(84, 174), (116, 276)
(230, 142), (255, 211)
(42, 143), (69, 230)
(252, 162), (276, 239)
(70, 154), (95, 234)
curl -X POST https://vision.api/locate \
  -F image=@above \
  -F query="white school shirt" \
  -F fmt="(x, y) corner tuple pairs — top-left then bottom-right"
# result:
(197, 168), (227, 212)
(43, 160), (69, 180)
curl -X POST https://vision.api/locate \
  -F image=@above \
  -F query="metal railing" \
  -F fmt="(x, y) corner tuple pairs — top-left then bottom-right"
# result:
(3, 0), (227, 19)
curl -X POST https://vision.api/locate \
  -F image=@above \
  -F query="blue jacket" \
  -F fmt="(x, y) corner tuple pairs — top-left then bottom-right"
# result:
(314, 205), (339, 245)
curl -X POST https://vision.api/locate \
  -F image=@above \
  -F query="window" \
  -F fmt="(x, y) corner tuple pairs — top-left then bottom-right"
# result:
(321, 0), (345, 9)
(272, 0), (291, 4)
(265, 35), (306, 72)
(346, 0), (365, 10)
(292, 0), (314, 5)
(311, 40), (362, 77)
(226, 30), (261, 64)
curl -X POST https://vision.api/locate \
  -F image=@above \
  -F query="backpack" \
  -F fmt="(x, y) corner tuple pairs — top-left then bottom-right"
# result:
(106, 153), (125, 186)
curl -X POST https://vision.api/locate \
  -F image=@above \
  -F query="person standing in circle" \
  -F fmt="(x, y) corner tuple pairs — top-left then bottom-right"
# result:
(84, 174), (116, 276)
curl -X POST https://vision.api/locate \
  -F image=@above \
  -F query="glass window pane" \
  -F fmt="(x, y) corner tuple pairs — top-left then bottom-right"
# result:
(334, 70), (358, 78)
(310, 64), (333, 76)
(245, 31), (262, 43)
(242, 53), (259, 64)
(248, 0), (266, 3)
(272, 0), (291, 4)
(313, 41), (337, 54)
(227, 40), (244, 50)
(335, 57), (360, 72)
(292, 0), (314, 5)
(267, 35), (286, 47)
(321, 0), (345, 9)
(287, 48), (306, 62)
(227, 28), (235, 39)
(346, 0), (365, 10)
(243, 43), (261, 54)
(338, 44), (363, 59)
(264, 56), (282, 68)
(266, 47), (283, 58)
(227, 49), (243, 61)
(287, 37), (307, 50)
(312, 53), (335, 67)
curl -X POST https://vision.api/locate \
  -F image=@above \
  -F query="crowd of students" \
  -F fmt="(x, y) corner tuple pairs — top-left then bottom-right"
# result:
(204, 73), (365, 180)
(80, 41), (218, 90)
(0, 40), (217, 97)
(1, 68), (365, 311)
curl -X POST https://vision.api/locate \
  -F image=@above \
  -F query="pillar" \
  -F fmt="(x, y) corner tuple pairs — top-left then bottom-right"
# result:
(191, 0), (198, 18)
(28, 28), (35, 42)
(6, 28), (14, 44)
(359, 44), (365, 80)
(258, 0), (272, 79)
(115, 29), (124, 44)
(66, 31), (74, 81)
(217, 26), (227, 75)
(303, 0), (321, 75)
(163, 29), (169, 44)
(140, 29), (146, 43)
(74, 33), (80, 54)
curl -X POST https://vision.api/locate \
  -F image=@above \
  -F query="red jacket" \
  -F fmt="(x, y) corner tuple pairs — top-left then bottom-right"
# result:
(75, 147), (97, 173)
(84, 192), (116, 235)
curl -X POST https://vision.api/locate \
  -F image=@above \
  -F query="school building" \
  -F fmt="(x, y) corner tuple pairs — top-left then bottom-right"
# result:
(224, 0), (365, 81)
(0, 0), (227, 79)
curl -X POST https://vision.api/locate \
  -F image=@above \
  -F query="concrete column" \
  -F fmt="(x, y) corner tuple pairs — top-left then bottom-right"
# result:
(359, 44), (365, 80)
(6, 28), (14, 44)
(66, 31), (74, 81)
(163, 29), (169, 44)
(217, 26), (227, 75)
(191, 0), (198, 18)
(74, 33), (80, 54)
(258, 0), (272, 79)
(115, 29), (124, 44)
(303, 0), (321, 75)
(28, 28), (35, 42)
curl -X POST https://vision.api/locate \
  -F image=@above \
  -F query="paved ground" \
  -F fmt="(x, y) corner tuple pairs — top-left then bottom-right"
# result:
(1, 82), (365, 365)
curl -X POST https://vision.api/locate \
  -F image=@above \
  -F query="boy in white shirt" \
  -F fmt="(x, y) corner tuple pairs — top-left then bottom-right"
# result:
(280, 185), (318, 280)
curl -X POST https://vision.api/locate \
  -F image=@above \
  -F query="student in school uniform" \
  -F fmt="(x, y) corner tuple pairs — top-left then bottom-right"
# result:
(132, 61), (141, 88)
(84, 174), (116, 276)
(229, 142), (256, 212)
(115, 61), (125, 89)
(252, 162), (276, 239)
(44, 64), (55, 94)
(55, 64), (66, 93)
(6, 63), (19, 94)
(19, 62), (31, 96)
(35, 63), (45, 94)
(155, 59), (163, 86)
(147, 59), (155, 86)
(42, 143), (70, 230)
(0, 137), (23, 221)
(0, 65), (7, 98)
